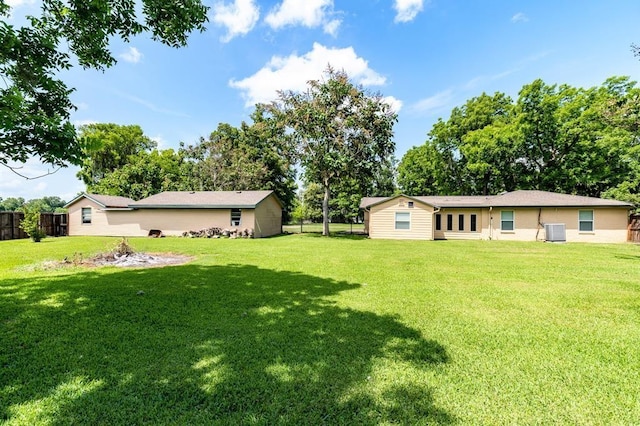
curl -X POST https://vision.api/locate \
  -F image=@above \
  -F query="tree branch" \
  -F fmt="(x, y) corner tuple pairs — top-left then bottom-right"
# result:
(1, 162), (62, 179)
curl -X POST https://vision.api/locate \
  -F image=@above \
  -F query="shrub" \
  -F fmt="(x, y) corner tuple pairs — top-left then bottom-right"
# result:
(20, 206), (46, 242)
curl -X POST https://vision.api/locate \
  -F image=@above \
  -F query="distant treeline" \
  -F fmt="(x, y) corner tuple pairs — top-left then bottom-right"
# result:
(0, 196), (67, 213)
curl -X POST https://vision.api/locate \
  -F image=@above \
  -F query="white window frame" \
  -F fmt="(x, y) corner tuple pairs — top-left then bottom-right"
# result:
(230, 209), (242, 226)
(81, 207), (92, 224)
(579, 210), (594, 232)
(501, 210), (514, 232)
(395, 212), (410, 230)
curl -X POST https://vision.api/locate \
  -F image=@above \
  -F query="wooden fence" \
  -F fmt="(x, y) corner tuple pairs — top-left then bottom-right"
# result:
(629, 214), (640, 243)
(0, 212), (68, 241)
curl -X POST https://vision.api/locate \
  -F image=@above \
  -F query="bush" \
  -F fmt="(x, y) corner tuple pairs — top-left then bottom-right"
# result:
(20, 206), (46, 242)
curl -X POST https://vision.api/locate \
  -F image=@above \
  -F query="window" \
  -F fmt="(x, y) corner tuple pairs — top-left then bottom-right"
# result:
(470, 214), (477, 232)
(81, 207), (92, 224)
(408, 201), (414, 208)
(395, 212), (410, 230)
(231, 209), (242, 226)
(579, 210), (594, 232)
(435, 214), (442, 231)
(446, 214), (453, 231)
(501, 211), (514, 231)
(458, 214), (465, 231)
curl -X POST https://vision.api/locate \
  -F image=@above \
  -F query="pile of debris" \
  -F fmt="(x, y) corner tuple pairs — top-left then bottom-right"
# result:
(182, 227), (254, 239)
(63, 238), (191, 268)
(91, 251), (189, 268)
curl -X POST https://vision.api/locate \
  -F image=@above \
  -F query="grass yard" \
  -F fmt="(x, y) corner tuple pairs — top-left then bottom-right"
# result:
(1, 235), (639, 424)
(283, 222), (364, 234)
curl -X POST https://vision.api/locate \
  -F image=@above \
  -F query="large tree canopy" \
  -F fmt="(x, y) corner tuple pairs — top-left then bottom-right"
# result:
(398, 76), (640, 207)
(271, 68), (397, 236)
(0, 0), (208, 173)
(180, 106), (297, 215)
(77, 123), (188, 200)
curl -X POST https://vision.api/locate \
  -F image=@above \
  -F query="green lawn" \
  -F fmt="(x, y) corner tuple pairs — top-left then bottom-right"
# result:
(283, 222), (364, 234)
(1, 235), (639, 424)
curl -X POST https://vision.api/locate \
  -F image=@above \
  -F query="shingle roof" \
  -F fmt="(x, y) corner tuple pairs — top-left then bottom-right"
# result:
(129, 191), (278, 208)
(360, 190), (632, 209)
(486, 190), (632, 207)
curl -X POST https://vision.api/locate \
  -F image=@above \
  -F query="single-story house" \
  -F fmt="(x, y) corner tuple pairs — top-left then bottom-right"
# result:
(360, 190), (633, 243)
(64, 191), (283, 238)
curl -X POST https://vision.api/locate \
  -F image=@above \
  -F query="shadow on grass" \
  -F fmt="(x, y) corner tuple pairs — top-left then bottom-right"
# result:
(0, 264), (452, 424)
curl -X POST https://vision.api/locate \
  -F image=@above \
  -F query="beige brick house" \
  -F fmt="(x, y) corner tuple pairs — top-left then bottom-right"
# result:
(361, 190), (632, 243)
(64, 191), (283, 238)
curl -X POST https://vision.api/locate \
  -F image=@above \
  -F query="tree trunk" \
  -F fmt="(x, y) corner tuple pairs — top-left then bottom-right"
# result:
(322, 179), (330, 236)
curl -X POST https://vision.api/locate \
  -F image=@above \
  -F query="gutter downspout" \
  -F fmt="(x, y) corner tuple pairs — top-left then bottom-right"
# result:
(433, 207), (441, 240)
(489, 206), (493, 240)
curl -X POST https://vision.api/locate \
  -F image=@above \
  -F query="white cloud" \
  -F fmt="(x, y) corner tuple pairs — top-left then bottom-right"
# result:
(212, 0), (260, 42)
(119, 47), (143, 64)
(34, 181), (48, 192)
(323, 19), (341, 37)
(394, 0), (424, 23)
(229, 43), (388, 106)
(383, 96), (403, 113)
(412, 90), (454, 115)
(6, 0), (35, 6)
(4, 0), (37, 19)
(511, 12), (528, 23)
(464, 69), (516, 90)
(265, 0), (341, 35)
(0, 159), (83, 200)
(0, 159), (58, 192)
(73, 119), (99, 127)
(150, 134), (168, 149)
(116, 92), (190, 118)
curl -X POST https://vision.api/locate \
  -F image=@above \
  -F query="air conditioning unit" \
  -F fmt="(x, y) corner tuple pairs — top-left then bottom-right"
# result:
(544, 223), (566, 242)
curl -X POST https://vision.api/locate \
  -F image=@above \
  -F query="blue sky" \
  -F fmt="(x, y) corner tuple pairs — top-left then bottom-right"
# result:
(2, 0), (640, 202)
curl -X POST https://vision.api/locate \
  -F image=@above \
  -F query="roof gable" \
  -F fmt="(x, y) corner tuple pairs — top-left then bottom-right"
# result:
(360, 194), (436, 209)
(64, 193), (136, 209)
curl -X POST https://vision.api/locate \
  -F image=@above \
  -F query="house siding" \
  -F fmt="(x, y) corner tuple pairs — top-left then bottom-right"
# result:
(253, 196), (282, 238)
(433, 209), (485, 240)
(488, 207), (629, 243)
(68, 199), (114, 236)
(66, 193), (282, 238)
(369, 197), (434, 240)
(363, 192), (631, 243)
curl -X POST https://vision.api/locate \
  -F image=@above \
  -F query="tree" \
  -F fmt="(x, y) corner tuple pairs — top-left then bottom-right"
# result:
(19, 204), (45, 242)
(77, 123), (157, 188)
(398, 142), (447, 195)
(271, 68), (397, 236)
(399, 76), (640, 207)
(181, 107), (297, 215)
(515, 78), (633, 196)
(0, 0), (208, 174)
(0, 197), (25, 211)
(297, 182), (324, 223)
(91, 148), (188, 200)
